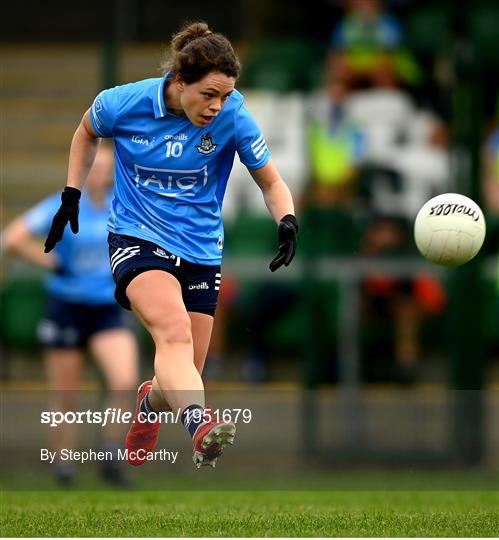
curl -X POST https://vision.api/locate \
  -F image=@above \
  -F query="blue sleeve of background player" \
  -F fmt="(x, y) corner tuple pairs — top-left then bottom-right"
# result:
(90, 87), (121, 138)
(486, 129), (499, 155)
(24, 195), (61, 237)
(234, 103), (271, 170)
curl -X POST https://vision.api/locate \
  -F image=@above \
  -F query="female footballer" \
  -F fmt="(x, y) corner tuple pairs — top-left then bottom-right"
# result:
(3, 145), (139, 485)
(43, 22), (298, 468)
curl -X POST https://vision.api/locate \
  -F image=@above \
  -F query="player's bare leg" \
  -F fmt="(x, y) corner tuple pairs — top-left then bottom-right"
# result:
(127, 271), (205, 411)
(148, 311), (212, 408)
(125, 270), (235, 467)
(89, 328), (138, 483)
(45, 349), (83, 485)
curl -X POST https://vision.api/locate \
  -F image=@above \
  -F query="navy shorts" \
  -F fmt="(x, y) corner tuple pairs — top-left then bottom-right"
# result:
(38, 295), (129, 349)
(108, 233), (221, 316)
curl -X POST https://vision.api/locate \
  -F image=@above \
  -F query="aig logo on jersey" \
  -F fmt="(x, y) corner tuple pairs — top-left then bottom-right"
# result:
(196, 134), (217, 155)
(134, 164), (208, 198)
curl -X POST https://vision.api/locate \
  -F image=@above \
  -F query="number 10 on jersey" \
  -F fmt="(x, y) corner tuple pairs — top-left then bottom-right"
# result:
(165, 141), (183, 158)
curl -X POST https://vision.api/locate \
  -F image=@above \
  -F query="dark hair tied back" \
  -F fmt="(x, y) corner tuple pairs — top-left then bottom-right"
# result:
(162, 21), (240, 84)
(171, 22), (213, 52)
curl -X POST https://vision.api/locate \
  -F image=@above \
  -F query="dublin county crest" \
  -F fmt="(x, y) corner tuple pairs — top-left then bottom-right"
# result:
(196, 133), (217, 155)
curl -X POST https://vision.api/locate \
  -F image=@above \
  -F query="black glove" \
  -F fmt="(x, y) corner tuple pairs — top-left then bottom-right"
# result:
(44, 187), (81, 253)
(269, 214), (298, 272)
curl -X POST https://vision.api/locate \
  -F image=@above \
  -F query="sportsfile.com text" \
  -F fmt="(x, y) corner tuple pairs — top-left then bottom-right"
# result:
(40, 408), (252, 428)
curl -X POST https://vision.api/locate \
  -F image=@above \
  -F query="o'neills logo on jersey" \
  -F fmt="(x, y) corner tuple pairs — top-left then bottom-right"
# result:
(196, 134), (217, 155)
(134, 164), (208, 198)
(164, 133), (188, 141)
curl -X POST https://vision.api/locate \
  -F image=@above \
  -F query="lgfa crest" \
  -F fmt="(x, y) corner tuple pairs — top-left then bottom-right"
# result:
(196, 133), (217, 155)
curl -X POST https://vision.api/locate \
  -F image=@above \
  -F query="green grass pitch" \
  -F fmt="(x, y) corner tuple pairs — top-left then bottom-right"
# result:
(1, 490), (498, 537)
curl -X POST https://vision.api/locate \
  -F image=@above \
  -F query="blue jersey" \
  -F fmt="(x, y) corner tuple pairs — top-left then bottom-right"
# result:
(24, 192), (116, 305)
(331, 13), (403, 50)
(90, 75), (270, 265)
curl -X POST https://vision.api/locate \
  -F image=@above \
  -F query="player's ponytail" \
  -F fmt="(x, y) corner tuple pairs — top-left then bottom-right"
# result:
(171, 22), (213, 52)
(161, 21), (240, 83)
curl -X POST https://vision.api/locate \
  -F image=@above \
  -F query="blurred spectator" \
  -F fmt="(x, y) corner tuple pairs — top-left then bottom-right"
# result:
(224, 65), (365, 384)
(359, 214), (446, 384)
(356, 107), (449, 382)
(226, 59), (449, 384)
(210, 9), (449, 383)
(328, 0), (421, 92)
(306, 69), (365, 210)
(310, 44), (449, 383)
(2, 145), (139, 486)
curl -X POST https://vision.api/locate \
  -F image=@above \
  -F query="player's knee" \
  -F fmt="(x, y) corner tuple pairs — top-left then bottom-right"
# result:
(150, 314), (192, 347)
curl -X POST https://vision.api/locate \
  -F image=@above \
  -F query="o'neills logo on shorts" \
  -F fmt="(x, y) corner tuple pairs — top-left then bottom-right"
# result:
(188, 282), (209, 290)
(153, 248), (175, 260)
(429, 203), (480, 222)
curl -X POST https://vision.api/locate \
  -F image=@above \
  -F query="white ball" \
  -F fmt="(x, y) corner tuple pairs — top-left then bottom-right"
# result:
(414, 193), (486, 267)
